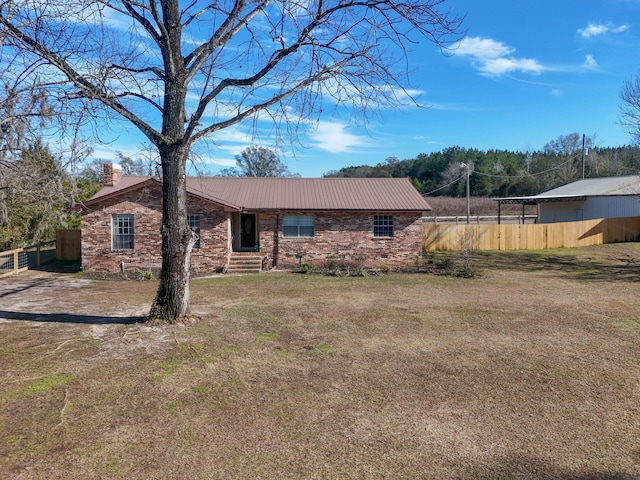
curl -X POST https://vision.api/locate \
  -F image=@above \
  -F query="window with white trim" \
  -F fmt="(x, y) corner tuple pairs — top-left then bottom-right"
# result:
(187, 215), (201, 249)
(282, 214), (314, 237)
(112, 214), (134, 249)
(373, 215), (394, 237)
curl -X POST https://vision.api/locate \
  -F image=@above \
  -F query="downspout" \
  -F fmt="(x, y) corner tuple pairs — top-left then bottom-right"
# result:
(226, 213), (232, 268)
(274, 214), (279, 268)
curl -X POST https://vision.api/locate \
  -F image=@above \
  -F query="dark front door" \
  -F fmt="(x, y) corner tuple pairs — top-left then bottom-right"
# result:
(240, 213), (256, 249)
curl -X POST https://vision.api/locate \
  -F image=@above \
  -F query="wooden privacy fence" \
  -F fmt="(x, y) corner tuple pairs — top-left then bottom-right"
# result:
(0, 230), (81, 276)
(56, 229), (81, 261)
(423, 217), (640, 252)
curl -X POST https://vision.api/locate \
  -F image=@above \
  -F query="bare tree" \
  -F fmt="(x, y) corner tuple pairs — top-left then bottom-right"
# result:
(542, 133), (593, 185)
(117, 148), (159, 176)
(620, 73), (640, 145)
(221, 146), (297, 177)
(0, 0), (464, 322)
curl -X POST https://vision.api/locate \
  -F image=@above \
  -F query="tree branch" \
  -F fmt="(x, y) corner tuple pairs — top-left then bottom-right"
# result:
(0, 13), (164, 145)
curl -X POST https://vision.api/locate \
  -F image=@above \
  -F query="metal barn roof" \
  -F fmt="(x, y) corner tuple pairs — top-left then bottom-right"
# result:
(86, 176), (431, 212)
(537, 176), (640, 197)
(495, 175), (640, 205)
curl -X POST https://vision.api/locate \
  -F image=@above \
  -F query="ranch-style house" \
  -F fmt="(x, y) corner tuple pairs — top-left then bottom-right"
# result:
(81, 164), (431, 273)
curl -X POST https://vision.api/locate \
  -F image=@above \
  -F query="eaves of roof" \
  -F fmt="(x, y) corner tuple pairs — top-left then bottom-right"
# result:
(494, 194), (587, 205)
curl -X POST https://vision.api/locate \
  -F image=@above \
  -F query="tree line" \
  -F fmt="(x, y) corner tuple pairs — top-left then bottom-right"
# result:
(324, 133), (640, 198)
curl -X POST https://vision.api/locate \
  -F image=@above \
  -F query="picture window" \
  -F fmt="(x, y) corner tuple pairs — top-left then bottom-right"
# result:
(283, 214), (314, 237)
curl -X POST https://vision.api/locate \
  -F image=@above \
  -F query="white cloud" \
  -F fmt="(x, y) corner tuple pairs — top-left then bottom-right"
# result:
(455, 37), (514, 59)
(480, 57), (544, 76)
(454, 36), (545, 77)
(583, 54), (597, 69)
(310, 121), (368, 154)
(578, 23), (629, 38)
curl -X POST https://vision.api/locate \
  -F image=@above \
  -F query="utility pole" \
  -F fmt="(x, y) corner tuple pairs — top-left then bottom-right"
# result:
(461, 162), (470, 224)
(581, 134), (586, 179)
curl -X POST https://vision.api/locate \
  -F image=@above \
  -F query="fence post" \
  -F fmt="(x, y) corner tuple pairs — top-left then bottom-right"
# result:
(13, 250), (18, 275)
(36, 243), (41, 267)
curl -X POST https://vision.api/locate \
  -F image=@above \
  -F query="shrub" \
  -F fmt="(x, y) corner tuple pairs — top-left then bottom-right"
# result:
(378, 264), (391, 274)
(292, 261), (318, 274)
(138, 270), (155, 280)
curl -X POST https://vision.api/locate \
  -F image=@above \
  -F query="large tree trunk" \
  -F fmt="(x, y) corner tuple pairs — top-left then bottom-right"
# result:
(148, 143), (195, 323)
(147, 3), (192, 324)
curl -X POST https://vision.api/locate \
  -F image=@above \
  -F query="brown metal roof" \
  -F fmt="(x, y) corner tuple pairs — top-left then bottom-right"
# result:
(84, 176), (155, 206)
(187, 177), (430, 211)
(86, 176), (431, 212)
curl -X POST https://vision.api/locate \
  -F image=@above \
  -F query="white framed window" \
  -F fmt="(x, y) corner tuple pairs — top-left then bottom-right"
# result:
(283, 214), (314, 237)
(187, 215), (201, 249)
(112, 214), (134, 249)
(373, 215), (394, 237)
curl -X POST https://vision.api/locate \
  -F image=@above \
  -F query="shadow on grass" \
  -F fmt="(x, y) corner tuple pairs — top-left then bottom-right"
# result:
(29, 260), (82, 273)
(0, 277), (54, 300)
(460, 453), (639, 480)
(449, 245), (640, 282)
(0, 309), (143, 325)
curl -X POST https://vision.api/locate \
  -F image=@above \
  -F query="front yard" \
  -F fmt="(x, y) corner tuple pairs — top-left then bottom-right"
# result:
(1, 244), (640, 479)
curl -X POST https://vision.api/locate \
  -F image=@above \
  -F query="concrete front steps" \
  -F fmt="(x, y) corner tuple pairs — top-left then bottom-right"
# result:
(227, 253), (263, 273)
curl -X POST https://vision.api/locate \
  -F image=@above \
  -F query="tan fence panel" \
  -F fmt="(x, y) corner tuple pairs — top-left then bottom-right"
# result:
(56, 229), (81, 261)
(423, 217), (640, 252)
(601, 217), (640, 244)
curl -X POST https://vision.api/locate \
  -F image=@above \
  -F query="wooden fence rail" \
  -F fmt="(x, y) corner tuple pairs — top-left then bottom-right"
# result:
(0, 248), (28, 277)
(0, 230), (80, 277)
(423, 214), (538, 225)
(423, 217), (640, 252)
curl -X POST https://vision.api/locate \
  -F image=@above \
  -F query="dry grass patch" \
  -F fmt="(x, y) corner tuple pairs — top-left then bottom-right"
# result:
(1, 245), (640, 479)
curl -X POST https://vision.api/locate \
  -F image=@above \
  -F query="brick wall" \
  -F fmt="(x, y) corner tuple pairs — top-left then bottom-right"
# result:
(258, 211), (423, 270)
(82, 183), (229, 274)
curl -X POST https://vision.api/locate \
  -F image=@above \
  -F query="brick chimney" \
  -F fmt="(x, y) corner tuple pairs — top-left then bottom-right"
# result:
(103, 163), (122, 187)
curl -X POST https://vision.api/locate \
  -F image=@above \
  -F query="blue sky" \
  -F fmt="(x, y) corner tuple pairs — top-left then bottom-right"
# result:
(93, 0), (640, 177)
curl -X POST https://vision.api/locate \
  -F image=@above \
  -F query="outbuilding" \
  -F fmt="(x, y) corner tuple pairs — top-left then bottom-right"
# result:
(495, 175), (640, 224)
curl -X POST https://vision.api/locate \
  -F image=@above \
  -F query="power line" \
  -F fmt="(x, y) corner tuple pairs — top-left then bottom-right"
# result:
(422, 174), (466, 195)
(470, 153), (582, 179)
(421, 152), (583, 194)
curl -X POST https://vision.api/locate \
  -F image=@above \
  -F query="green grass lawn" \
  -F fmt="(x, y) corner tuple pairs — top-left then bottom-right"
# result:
(1, 244), (640, 479)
